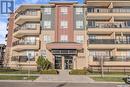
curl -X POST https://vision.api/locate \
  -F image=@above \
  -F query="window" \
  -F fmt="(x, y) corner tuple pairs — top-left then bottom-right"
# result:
(61, 21), (68, 29)
(43, 35), (51, 43)
(43, 21), (51, 29)
(60, 7), (68, 14)
(76, 8), (83, 14)
(44, 8), (51, 14)
(76, 35), (84, 43)
(26, 23), (36, 29)
(88, 21), (95, 28)
(60, 35), (68, 42)
(26, 50), (35, 59)
(26, 10), (37, 16)
(24, 37), (36, 44)
(89, 35), (96, 39)
(76, 21), (83, 29)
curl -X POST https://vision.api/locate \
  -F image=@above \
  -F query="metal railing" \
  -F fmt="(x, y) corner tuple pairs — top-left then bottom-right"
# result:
(88, 39), (130, 44)
(14, 25), (38, 32)
(88, 8), (130, 13)
(88, 23), (129, 28)
(11, 56), (35, 62)
(13, 40), (37, 46)
(93, 56), (130, 62)
(15, 10), (38, 19)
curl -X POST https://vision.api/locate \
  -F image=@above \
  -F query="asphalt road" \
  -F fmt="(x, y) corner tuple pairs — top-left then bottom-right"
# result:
(0, 82), (129, 87)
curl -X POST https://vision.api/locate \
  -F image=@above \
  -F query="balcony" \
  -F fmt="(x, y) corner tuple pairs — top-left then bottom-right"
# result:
(87, 8), (130, 20)
(13, 24), (40, 38)
(88, 39), (130, 49)
(89, 56), (130, 67)
(11, 56), (35, 62)
(12, 40), (40, 51)
(15, 11), (40, 24)
(88, 22), (130, 34)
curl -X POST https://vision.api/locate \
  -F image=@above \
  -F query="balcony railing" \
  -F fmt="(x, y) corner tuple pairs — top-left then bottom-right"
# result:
(15, 10), (38, 19)
(88, 8), (130, 13)
(88, 39), (130, 44)
(88, 23), (129, 28)
(93, 56), (130, 62)
(11, 56), (35, 62)
(14, 24), (38, 32)
(13, 40), (36, 46)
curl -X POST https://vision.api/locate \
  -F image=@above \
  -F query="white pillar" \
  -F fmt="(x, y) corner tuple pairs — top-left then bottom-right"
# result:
(62, 56), (65, 70)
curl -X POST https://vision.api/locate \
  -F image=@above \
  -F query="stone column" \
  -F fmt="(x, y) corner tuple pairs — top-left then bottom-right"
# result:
(62, 56), (65, 70)
(73, 56), (77, 69)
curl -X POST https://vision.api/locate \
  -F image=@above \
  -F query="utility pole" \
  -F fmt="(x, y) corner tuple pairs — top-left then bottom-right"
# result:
(100, 56), (104, 78)
(28, 54), (31, 79)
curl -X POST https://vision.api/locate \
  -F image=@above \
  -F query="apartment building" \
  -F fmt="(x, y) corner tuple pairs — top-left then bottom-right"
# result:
(6, 0), (130, 72)
(0, 44), (5, 67)
(86, 0), (130, 72)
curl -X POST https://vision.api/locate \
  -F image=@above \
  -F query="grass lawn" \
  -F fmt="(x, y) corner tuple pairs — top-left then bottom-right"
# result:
(0, 70), (40, 74)
(87, 72), (129, 75)
(91, 77), (124, 82)
(0, 76), (38, 80)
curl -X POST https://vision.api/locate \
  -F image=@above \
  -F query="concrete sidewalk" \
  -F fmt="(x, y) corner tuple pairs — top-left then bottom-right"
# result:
(35, 71), (95, 83)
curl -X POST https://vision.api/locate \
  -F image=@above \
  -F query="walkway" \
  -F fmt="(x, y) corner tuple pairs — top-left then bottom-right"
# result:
(35, 70), (94, 83)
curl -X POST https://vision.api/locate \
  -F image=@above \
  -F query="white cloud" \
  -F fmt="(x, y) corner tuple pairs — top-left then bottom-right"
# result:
(0, 21), (7, 44)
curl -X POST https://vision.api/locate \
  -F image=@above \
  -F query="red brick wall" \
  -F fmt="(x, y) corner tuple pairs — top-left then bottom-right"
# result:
(6, 13), (15, 47)
(55, 4), (74, 42)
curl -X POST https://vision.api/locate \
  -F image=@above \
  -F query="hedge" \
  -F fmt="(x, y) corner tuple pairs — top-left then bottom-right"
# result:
(40, 69), (58, 74)
(69, 69), (87, 75)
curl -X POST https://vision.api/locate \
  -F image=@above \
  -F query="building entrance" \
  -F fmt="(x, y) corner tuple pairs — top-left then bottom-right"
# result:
(55, 55), (73, 70)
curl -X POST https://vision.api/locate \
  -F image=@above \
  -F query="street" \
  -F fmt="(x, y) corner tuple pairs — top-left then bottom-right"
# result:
(0, 82), (129, 87)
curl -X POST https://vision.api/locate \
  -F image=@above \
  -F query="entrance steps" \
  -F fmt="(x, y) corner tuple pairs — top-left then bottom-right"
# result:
(35, 70), (94, 83)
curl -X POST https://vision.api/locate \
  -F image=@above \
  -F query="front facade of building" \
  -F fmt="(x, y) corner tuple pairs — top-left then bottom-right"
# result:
(6, 0), (130, 72)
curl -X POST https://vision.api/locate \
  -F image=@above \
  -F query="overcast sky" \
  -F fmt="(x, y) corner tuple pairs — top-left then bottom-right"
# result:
(0, 0), (83, 44)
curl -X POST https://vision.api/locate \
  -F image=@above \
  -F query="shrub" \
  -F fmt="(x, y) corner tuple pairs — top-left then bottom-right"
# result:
(36, 56), (52, 71)
(0, 68), (18, 72)
(40, 69), (58, 74)
(69, 69), (87, 75)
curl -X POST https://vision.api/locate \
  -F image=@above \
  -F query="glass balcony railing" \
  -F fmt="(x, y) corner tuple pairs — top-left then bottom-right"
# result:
(15, 10), (38, 19)
(14, 24), (38, 32)
(13, 40), (37, 46)
(93, 56), (130, 62)
(88, 8), (130, 13)
(11, 56), (35, 62)
(88, 23), (129, 28)
(88, 39), (130, 44)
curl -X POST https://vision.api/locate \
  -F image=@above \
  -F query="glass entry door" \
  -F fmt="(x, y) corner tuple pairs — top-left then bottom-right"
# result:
(55, 56), (62, 69)
(64, 56), (73, 69)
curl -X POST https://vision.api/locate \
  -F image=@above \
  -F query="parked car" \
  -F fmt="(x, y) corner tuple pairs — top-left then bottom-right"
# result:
(123, 76), (130, 84)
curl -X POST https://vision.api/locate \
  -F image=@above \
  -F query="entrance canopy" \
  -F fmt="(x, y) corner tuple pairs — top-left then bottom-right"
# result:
(46, 42), (83, 50)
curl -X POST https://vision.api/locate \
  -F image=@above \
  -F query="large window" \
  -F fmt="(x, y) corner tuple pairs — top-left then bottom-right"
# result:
(60, 35), (68, 42)
(89, 50), (110, 57)
(26, 50), (35, 59)
(60, 7), (68, 14)
(25, 23), (36, 29)
(61, 21), (68, 29)
(76, 21), (83, 29)
(43, 21), (51, 29)
(76, 35), (84, 43)
(76, 8), (83, 14)
(25, 10), (37, 16)
(44, 8), (51, 14)
(43, 35), (51, 43)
